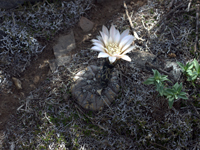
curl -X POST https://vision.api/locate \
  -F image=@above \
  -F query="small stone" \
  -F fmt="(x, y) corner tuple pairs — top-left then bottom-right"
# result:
(12, 77), (22, 89)
(53, 30), (76, 59)
(165, 61), (182, 81)
(131, 50), (156, 69)
(79, 17), (94, 32)
(33, 75), (40, 84)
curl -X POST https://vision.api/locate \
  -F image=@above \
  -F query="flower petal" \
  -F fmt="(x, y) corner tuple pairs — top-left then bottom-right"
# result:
(120, 29), (129, 41)
(121, 38), (134, 52)
(97, 36), (103, 42)
(91, 39), (104, 46)
(121, 45), (135, 55)
(119, 35), (134, 49)
(121, 55), (131, 62)
(98, 52), (110, 58)
(109, 25), (116, 43)
(91, 46), (104, 52)
(102, 25), (109, 36)
(109, 56), (117, 63)
(100, 31), (108, 46)
(114, 30), (121, 44)
(93, 42), (105, 49)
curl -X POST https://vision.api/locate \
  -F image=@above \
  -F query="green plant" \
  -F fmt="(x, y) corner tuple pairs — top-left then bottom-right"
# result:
(177, 59), (200, 83)
(143, 69), (169, 96)
(144, 69), (188, 108)
(164, 83), (188, 108)
(177, 61), (193, 75)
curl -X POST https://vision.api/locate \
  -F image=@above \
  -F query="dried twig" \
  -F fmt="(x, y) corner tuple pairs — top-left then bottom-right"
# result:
(123, 1), (145, 41)
(150, 142), (168, 150)
(187, 0), (193, 12)
(12, 12), (16, 27)
(194, 3), (199, 53)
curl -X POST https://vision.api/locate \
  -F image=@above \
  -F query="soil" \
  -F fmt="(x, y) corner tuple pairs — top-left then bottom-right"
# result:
(0, 0), (147, 131)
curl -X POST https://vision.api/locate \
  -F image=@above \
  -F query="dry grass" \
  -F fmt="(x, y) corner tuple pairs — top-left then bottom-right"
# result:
(1, 0), (200, 149)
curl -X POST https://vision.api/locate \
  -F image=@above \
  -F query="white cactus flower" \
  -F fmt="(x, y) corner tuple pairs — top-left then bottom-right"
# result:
(91, 24), (135, 64)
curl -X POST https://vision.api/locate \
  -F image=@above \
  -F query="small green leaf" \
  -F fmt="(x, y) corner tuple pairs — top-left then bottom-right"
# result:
(168, 97), (174, 109)
(177, 62), (185, 71)
(153, 69), (158, 77)
(160, 75), (169, 82)
(187, 70), (193, 76)
(156, 82), (165, 96)
(174, 82), (182, 92)
(165, 88), (174, 95)
(193, 59), (200, 72)
(178, 92), (188, 99)
(143, 77), (155, 85)
(187, 62), (194, 70)
(173, 82), (179, 90)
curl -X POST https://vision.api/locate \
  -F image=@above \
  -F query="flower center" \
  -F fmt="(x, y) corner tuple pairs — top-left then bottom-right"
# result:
(106, 43), (120, 55)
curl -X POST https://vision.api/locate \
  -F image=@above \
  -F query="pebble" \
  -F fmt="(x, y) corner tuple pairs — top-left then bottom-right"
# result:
(79, 17), (94, 32)
(12, 77), (22, 89)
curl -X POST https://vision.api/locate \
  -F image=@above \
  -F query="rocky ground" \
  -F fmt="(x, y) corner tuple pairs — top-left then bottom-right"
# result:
(0, 0), (200, 149)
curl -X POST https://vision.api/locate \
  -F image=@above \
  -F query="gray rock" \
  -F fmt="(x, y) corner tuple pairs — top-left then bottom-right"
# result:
(49, 56), (71, 72)
(165, 61), (182, 81)
(53, 30), (76, 59)
(79, 17), (94, 32)
(49, 59), (57, 72)
(130, 50), (156, 70)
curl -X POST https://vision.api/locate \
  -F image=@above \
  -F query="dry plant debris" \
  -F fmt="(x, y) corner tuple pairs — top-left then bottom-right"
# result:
(0, 0), (92, 92)
(1, 0), (200, 149)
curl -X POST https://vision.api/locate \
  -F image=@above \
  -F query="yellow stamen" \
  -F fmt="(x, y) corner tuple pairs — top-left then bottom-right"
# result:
(106, 43), (120, 55)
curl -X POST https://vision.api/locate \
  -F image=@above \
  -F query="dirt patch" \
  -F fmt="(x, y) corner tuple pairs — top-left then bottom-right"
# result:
(0, 0), (147, 132)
